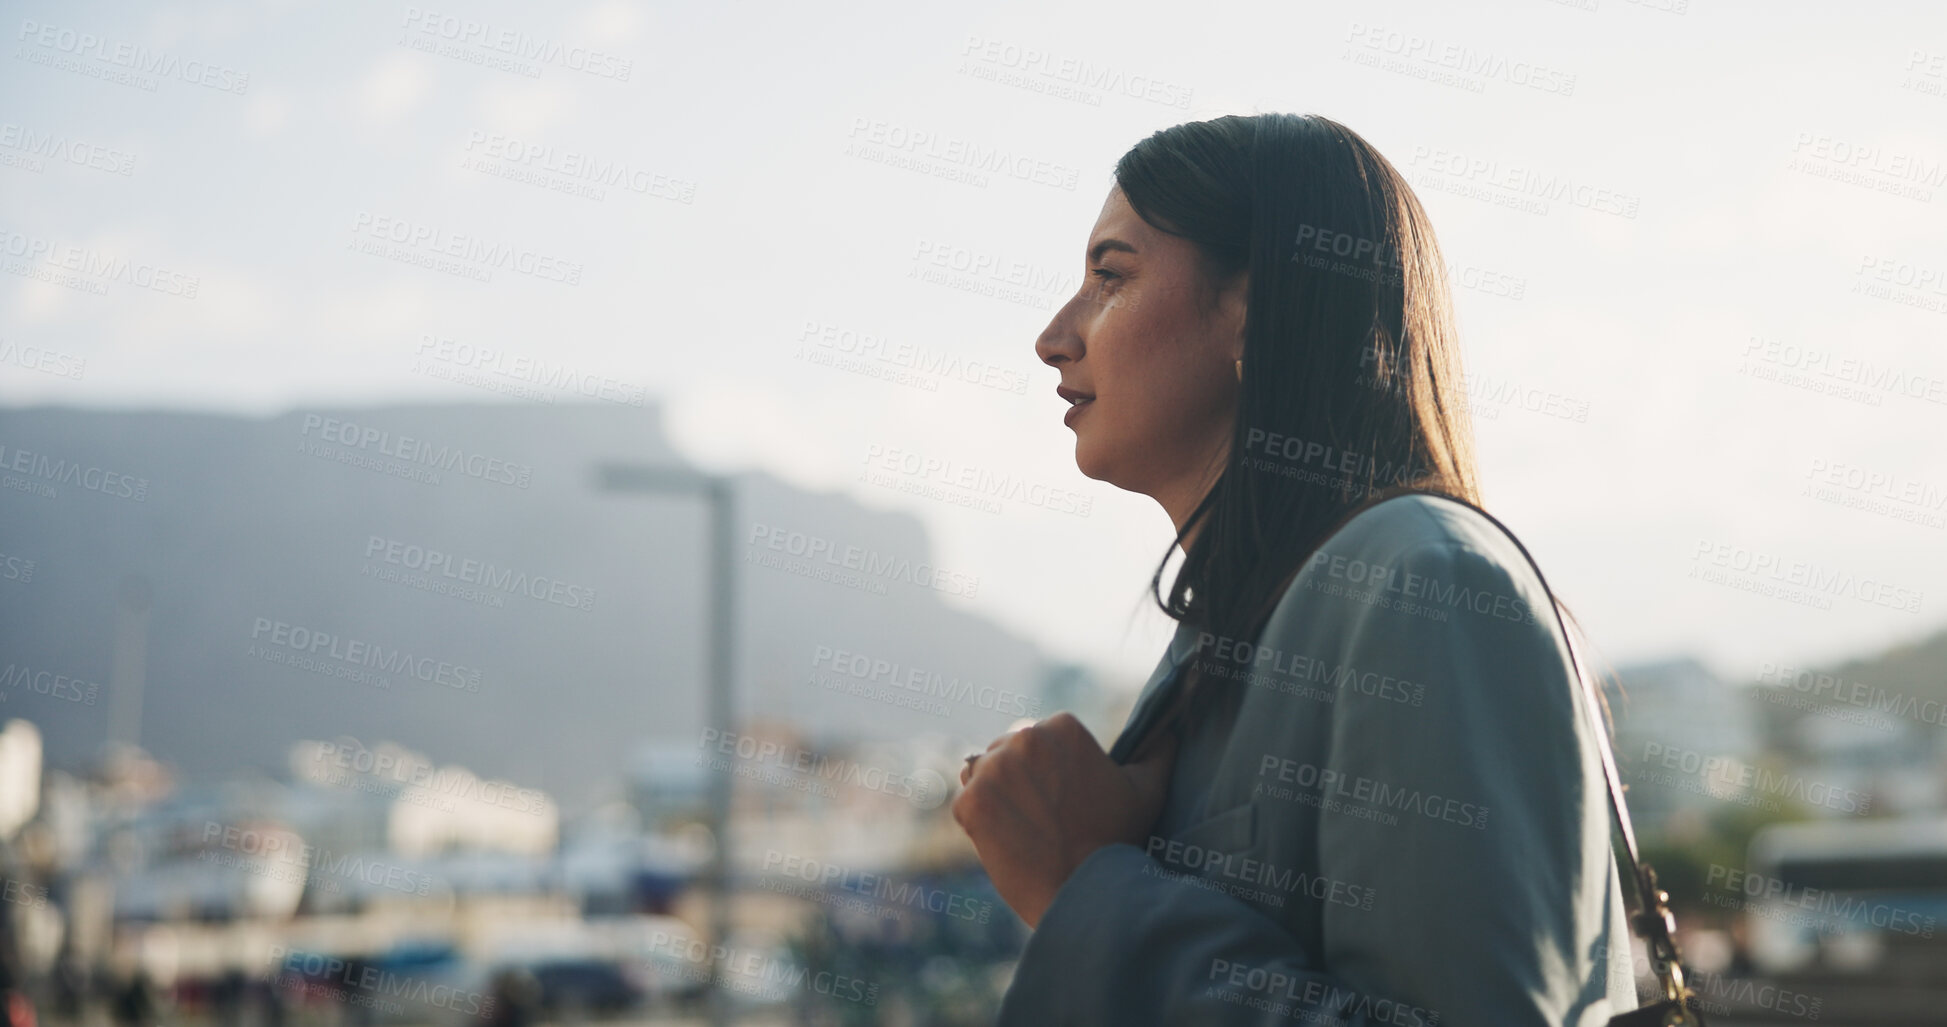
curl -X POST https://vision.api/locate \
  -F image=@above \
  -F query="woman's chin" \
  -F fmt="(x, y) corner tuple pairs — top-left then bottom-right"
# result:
(1070, 442), (1119, 487)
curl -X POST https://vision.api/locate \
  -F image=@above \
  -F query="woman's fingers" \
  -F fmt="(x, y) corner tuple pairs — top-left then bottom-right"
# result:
(947, 711), (1145, 928)
(960, 717), (1041, 786)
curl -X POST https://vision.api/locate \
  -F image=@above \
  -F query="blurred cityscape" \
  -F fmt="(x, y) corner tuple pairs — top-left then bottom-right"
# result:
(0, 715), (1045, 1027)
(2, 575), (1946, 1026)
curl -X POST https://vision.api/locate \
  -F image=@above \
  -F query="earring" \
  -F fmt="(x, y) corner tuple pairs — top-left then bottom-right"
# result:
(1235, 359), (1243, 382)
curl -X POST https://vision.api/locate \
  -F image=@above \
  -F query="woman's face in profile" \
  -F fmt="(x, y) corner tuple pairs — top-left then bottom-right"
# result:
(1036, 185), (1247, 507)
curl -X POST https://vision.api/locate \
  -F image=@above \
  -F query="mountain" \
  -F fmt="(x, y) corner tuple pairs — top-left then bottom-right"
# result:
(0, 402), (1049, 814)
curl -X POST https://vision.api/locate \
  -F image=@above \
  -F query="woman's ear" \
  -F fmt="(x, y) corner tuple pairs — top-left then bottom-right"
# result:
(1219, 269), (1250, 363)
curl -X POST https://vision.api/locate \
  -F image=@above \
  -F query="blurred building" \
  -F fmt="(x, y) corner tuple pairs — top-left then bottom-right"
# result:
(625, 741), (711, 836)
(1605, 656), (1761, 841)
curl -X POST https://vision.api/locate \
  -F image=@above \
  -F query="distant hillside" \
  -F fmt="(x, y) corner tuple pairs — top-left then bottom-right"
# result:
(1820, 626), (1947, 703)
(1735, 621), (1947, 758)
(0, 402), (1050, 814)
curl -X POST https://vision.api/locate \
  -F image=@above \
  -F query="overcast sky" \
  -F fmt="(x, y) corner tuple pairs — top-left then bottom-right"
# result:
(4, 0), (1944, 691)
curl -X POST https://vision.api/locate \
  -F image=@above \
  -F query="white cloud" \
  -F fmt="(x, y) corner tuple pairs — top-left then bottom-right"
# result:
(471, 79), (574, 136)
(571, 1), (648, 45)
(357, 53), (433, 124)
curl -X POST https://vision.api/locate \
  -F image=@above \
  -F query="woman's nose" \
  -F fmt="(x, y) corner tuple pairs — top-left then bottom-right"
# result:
(1036, 304), (1082, 368)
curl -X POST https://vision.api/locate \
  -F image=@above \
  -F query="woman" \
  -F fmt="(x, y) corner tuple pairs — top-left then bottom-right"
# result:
(951, 113), (1640, 1025)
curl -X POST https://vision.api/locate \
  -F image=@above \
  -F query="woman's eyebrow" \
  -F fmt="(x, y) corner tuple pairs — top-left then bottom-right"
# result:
(1088, 238), (1137, 262)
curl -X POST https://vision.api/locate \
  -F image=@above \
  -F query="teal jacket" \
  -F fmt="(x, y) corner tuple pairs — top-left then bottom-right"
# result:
(998, 493), (1639, 1025)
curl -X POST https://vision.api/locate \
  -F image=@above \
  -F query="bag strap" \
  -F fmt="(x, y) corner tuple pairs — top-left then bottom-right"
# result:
(1398, 490), (1695, 1011)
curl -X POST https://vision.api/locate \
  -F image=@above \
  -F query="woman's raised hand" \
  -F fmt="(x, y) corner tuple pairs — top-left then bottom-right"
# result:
(951, 712), (1179, 928)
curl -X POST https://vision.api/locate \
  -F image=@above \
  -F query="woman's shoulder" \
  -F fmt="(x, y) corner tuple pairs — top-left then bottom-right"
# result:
(1318, 491), (1526, 563)
(1279, 491), (1561, 635)
(1255, 495), (1586, 769)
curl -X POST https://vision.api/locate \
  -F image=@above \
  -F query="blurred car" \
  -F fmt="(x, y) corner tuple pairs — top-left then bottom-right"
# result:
(274, 941), (488, 1026)
(525, 957), (644, 1014)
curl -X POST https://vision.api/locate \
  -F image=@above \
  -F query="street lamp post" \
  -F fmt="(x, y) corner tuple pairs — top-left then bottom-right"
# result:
(594, 463), (737, 1027)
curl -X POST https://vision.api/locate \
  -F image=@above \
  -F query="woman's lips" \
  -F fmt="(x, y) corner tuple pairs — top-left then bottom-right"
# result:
(1063, 397), (1093, 426)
